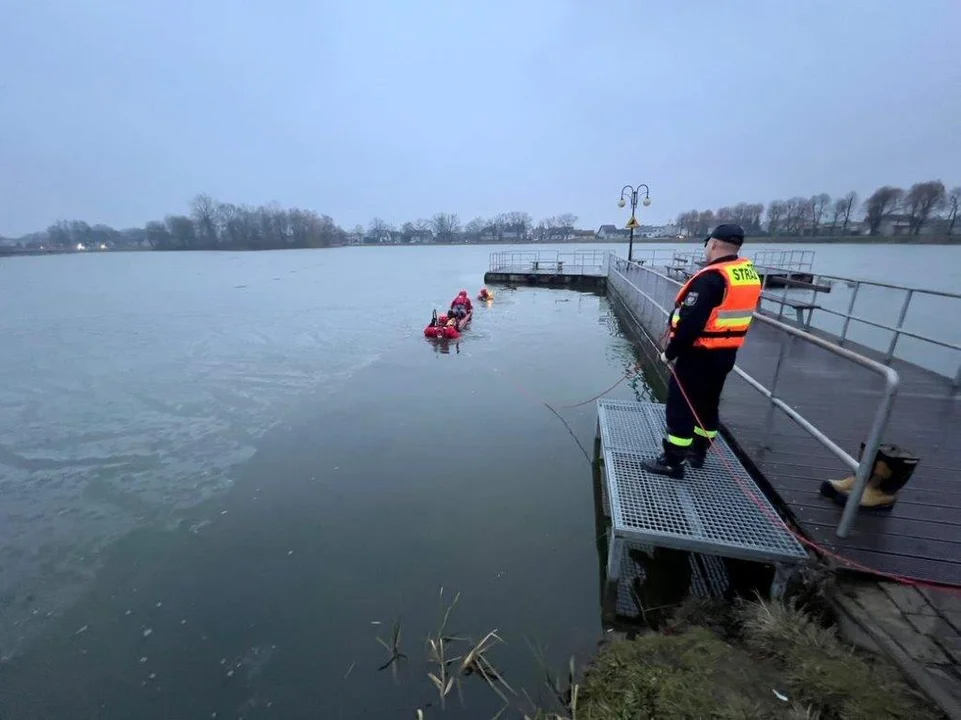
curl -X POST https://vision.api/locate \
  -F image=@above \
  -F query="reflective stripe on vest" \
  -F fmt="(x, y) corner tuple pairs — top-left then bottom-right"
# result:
(669, 257), (762, 350)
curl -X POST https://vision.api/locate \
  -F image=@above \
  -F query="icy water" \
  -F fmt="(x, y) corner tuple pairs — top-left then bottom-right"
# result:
(0, 246), (646, 718)
(0, 241), (956, 718)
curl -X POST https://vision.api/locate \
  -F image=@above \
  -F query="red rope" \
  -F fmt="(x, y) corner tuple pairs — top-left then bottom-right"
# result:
(665, 361), (961, 595)
(502, 322), (959, 593)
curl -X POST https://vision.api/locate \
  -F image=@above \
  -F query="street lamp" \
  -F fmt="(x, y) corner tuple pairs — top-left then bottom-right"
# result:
(618, 184), (652, 262)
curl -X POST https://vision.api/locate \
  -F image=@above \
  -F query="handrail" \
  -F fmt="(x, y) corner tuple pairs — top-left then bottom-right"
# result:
(489, 249), (609, 273)
(816, 272), (961, 298)
(757, 269), (961, 385)
(607, 254), (900, 537)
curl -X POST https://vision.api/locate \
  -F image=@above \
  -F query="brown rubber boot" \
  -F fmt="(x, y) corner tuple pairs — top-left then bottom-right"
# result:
(819, 442), (864, 500)
(826, 444), (919, 512)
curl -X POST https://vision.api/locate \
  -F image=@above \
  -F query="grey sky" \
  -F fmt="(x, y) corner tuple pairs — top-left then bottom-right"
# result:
(2, 0), (959, 236)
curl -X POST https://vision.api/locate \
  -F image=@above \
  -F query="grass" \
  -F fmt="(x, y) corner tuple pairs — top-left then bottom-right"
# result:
(524, 596), (942, 720)
(378, 590), (943, 720)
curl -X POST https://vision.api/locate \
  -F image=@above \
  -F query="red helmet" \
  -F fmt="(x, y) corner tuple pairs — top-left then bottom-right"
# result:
(459, 289), (467, 296)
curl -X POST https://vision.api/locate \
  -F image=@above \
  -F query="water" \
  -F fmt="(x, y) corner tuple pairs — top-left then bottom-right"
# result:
(0, 246), (646, 718)
(0, 241), (955, 717)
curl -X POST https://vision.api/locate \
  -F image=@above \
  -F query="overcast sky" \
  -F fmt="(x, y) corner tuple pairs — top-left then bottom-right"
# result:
(2, 0), (959, 236)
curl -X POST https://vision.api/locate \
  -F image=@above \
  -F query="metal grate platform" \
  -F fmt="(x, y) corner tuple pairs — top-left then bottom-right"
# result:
(596, 400), (807, 565)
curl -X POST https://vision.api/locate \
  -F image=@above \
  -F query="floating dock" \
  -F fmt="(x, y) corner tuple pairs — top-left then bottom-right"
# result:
(484, 250), (608, 290)
(603, 253), (961, 586)
(484, 247), (961, 587)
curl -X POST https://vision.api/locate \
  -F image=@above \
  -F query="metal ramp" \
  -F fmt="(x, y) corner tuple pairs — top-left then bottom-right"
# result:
(596, 400), (807, 582)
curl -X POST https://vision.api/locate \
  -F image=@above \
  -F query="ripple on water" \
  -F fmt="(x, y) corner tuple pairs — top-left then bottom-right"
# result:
(0, 314), (384, 657)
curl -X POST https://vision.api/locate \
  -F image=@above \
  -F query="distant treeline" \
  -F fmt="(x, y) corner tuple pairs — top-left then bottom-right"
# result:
(675, 180), (959, 239)
(3, 180), (958, 252)
(361, 212), (579, 244)
(6, 194), (347, 252)
(3, 197), (581, 251)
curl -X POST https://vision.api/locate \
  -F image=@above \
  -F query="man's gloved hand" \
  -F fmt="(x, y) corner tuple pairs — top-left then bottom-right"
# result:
(659, 351), (670, 364)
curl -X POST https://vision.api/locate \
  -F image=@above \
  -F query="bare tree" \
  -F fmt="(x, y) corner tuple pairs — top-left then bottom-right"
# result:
(675, 210), (700, 237)
(718, 203), (763, 232)
(696, 210), (716, 236)
(839, 191), (858, 234)
(829, 198), (846, 236)
(190, 193), (220, 248)
(164, 214), (197, 249)
(863, 186), (904, 235)
(946, 187), (961, 235)
(829, 192), (857, 235)
(903, 180), (946, 235)
(368, 217), (392, 240)
(782, 197), (808, 235)
(765, 201), (785, 235)
(502, 211), (532, 239)
(145, 220), (171, 249)
(431, 212), (461, 241)
(463, 217), (486, 239)
(810, 193), (831, 236)
(748, 203), (765, 232)
(535, 214), (578, 242)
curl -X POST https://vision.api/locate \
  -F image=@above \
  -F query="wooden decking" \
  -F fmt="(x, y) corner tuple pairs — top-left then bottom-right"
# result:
(721, 318), (961, 586)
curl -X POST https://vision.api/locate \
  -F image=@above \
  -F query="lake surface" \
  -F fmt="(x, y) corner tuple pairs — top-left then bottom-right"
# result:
(0, 246), (647, 718)
(0, 241), (956, 718)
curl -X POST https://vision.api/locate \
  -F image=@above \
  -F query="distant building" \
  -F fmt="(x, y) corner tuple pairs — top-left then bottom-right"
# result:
(873, 213), (944, 236)
(363, 230), (395, 244)
(407, 230), (434, 244)
(596, 224), (630, 240)
(639, 223), (680, 239)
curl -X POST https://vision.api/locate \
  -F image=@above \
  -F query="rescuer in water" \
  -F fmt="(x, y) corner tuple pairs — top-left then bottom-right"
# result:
(643, 224), (763, 478)
(450, 290), (472, 320)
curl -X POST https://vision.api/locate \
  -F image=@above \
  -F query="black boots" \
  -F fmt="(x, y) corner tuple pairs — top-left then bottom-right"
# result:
(642, 439), (687, 479)
(820, 443), (919, 511)
(688, 434), (712, 469)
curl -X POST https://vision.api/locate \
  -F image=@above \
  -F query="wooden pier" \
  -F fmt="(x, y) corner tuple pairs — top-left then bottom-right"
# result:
(487, 249), (961, 717)
(724, 321), (961, 585)
(602, 256), (961, 587)
(485, 249), (961, 588)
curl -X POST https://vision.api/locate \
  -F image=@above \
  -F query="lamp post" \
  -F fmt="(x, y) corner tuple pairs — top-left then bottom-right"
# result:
(618, 184), (652, 262)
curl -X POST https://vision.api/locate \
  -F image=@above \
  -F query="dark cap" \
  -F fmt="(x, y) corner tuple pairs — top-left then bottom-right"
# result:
(703, 223), (745, 246)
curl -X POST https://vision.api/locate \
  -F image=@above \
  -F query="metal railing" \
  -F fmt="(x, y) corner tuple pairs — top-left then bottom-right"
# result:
(646, 248), (817, 283)
(606, 254), (900, 538)
(752, 249), (815, 273)
(628, 248), (686, 267)
(757, 272), (961, 385)
(488, 249), (608, 275)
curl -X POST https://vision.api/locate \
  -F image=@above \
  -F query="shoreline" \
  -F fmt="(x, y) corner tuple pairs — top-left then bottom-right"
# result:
(2, 235), (959, 257)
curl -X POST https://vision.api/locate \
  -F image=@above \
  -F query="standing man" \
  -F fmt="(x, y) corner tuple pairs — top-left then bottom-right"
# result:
(642, 224), (762, 478)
